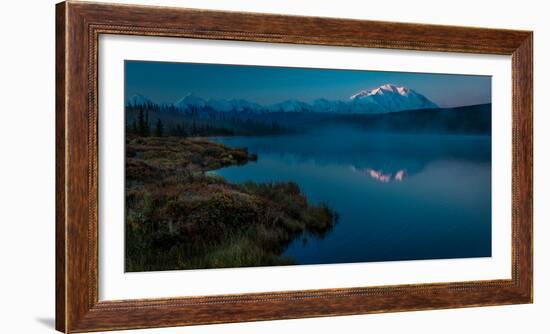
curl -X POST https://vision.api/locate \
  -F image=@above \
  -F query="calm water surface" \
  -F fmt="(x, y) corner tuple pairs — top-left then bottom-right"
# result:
(212, 127), (491, 265)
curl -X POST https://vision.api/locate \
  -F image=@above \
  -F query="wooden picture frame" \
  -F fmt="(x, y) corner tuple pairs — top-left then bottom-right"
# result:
(56, 1), (533, 332)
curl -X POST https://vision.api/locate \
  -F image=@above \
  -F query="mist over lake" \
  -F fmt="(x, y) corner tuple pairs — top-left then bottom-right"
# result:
(213, 126), (491, 265)
(124, 61), (493, 271)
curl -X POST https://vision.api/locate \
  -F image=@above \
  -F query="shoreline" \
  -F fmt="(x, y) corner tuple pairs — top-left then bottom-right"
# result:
(125, 135), (337, 272)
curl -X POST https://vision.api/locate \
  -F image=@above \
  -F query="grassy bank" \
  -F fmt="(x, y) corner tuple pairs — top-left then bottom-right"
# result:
(125, 136), (336, 271)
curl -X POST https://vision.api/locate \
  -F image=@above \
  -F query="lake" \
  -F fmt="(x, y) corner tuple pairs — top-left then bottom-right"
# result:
(212, 127), (491, 265)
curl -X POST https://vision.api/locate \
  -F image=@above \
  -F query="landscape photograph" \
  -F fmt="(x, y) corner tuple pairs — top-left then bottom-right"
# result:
(124, 60), (492, 272)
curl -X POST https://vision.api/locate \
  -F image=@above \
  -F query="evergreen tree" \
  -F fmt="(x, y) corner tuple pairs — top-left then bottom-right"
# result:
(131, 119), (138, 134)
(174, 124), (181, 136)
(172, 122), (187, 137)
(137, 108), (146, 136)
(144, 110), (150, 136)
(181, 122), (188, 137)
(155, 118), (164, 137)
(191, 120), (197, 136)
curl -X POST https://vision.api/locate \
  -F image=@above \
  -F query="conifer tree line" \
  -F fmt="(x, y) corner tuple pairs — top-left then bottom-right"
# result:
(127, 106), (236, 137)
(126, 103), (290, 137)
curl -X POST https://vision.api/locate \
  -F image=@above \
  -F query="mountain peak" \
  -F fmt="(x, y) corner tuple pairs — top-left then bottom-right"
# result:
(175, 93), (206, 109)
(142, 84), (438, 115)
(268, 99), (312, 112)
(350, 83), (411, 99)
(349, 84), (438, 113)
(126, 94), (153, 106)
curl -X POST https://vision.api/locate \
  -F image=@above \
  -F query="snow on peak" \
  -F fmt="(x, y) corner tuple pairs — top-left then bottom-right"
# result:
(348, 84), (438, 113)
(175, 93), (206, 109)
(156, 84), (438, 114)
(173, 94), (263, 112)
(350, 84), (411, 99)
(126, 94), (153, 106)
(268, 99), (312, 112)
(228, 99), (262, 112)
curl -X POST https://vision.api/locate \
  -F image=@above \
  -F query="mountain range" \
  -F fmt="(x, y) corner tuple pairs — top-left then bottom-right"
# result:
(126, 83), (439, 114)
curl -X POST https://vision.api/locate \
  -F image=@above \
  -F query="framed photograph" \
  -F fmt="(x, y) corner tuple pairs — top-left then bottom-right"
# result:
(56, 1), (532, 332)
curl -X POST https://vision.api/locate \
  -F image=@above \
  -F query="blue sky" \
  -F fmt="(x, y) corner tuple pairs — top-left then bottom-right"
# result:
(125, 60), (491, 108)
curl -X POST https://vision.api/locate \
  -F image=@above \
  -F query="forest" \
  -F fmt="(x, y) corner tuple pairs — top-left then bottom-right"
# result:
(126, 101), (492, 138)
(125, 103), (290, 138)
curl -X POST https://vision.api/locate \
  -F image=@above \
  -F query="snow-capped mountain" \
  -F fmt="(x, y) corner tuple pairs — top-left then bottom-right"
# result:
(268, 99), (312, 113)
(175, 93), (207, 110)
(126, 94), (154, 107)
(226, 99), (262, 112)
(176, 95), (262, 112)
(349, 83), (438, 113)
(308, 84), (438, 113)
(205, 98), (233, 112)
(312, 98), (349, 113)
(132, 84), (438, 114)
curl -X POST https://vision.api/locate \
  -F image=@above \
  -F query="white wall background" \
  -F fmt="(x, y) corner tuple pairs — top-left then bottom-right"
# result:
(0, 0), (546, 333)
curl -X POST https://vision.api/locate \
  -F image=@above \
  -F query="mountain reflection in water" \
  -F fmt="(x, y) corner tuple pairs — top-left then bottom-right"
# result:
(212, 128), (492, 265)
(351, 166), (407, 183)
